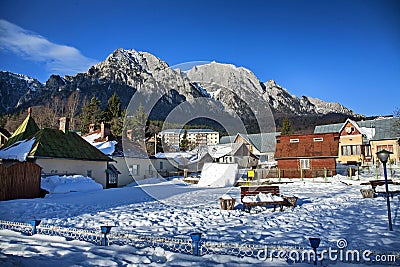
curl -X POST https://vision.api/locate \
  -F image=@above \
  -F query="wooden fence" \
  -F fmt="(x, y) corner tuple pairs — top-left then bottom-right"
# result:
(0, 161), (42, 201)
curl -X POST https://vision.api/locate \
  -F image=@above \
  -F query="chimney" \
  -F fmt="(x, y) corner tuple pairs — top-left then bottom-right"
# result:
(59, 117), (70, 133)
(89, 124), (95, 133)
(101, 122), (111, 139)
(127, 129), (133, 141)
(28, 107), (32, 115)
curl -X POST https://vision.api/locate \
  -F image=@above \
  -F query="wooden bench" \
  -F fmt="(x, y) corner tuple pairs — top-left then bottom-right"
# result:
(369, 180), (393, 191)
(370, 179), (400, 198)
(241, 186), (286, 212)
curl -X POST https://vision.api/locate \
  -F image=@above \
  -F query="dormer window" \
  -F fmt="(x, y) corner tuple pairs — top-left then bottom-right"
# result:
(345, 126), (355, 134)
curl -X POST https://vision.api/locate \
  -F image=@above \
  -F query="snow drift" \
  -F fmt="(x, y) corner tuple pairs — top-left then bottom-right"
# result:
(197, 163), (238, 187)
(41, 175), (103, 194)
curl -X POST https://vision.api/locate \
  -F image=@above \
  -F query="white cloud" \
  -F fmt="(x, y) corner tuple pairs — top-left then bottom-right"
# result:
(0, 19), (98, 75)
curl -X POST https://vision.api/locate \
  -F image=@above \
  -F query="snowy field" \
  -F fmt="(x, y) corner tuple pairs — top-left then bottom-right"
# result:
(1, 174), (400, 266)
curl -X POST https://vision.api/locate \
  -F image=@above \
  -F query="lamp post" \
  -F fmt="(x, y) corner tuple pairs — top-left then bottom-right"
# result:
(309, 237), (321, 265)
(376, 149), (393, 231)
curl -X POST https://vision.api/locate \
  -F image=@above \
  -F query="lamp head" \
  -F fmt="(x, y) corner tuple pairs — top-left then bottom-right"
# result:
(309, 237), (321, 249)
(376, 149), (393, 164)
(100, 226), (112, 234)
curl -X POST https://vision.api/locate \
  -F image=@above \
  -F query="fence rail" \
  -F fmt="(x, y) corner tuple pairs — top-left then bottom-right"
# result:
(242, 166), (400, 181)
(0, 220), (399, 264)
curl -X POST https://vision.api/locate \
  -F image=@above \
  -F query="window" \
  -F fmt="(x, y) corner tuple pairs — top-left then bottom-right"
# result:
(341, 145), (361, 156)
(87, 170), (92, 177)
(109, 174), (117, 184)
(363, 145), (372, 157)
(290, 139), (299, 143)
(129, 165), (139, 176)
(300, 159), (310, 169)
(377, 145), (393, 152)
(159, 161), (164, 170)
(313, 138), (323, 142)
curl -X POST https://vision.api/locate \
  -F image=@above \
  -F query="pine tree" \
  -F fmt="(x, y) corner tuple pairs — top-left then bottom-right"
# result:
(103, 92), (122, 122)
(80, 97), (102, 134)
(180, 129), (189, 151)
(126, 104), (147, 142)
(281, 117), (293, 135)
(103, 92), (123, 136)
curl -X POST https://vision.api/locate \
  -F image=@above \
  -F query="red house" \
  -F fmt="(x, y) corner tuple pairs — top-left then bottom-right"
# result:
(275, 133), (340, 178)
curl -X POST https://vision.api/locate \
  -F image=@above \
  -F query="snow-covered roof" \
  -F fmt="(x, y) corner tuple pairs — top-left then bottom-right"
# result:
(82, 132), (117, 156)
(0, 138), (35, 162)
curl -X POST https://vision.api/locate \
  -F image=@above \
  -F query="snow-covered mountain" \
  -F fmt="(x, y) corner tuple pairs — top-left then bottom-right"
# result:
(0, 71), (45, 114)
(263, 80), (354, 115)
(0, 48), (360, 130)
(186, 63), (355, 117)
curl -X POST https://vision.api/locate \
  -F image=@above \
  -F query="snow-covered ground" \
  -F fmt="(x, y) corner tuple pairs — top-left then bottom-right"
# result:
(1, 174), (400, 266)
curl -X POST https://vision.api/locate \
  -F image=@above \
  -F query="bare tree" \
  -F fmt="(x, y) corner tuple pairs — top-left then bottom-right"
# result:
(66, 91), (80, 130)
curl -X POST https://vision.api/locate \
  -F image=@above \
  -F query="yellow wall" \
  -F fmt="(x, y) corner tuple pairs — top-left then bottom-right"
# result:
(338, 134), (363, 164)
(35, 158), (108, 187)
(370, 139), (400, 165)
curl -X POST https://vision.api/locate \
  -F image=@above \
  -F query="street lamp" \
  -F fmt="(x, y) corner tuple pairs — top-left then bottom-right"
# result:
(376, 149), (393, 231)
(309, 237), (321, 265)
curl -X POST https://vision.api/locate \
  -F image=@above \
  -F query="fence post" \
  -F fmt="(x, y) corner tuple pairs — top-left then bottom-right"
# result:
(278, 168), (281, 181)
(324, 168), (327, 182)
(300, 168), (303, 181)
(349, 168), (352, 180)
(29, 220), (41, 235)
(100, 226), (113, 246)
(190, 232), (202, 256)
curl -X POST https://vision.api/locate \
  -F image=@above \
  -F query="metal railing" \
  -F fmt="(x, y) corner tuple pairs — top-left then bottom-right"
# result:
(0, 219), (399, 265)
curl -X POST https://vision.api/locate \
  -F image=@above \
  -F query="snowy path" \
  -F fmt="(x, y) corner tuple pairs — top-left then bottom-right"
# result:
(1, 178), (399, 252)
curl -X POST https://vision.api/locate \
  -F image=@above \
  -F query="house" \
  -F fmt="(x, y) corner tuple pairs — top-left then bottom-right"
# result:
(153, 151), (202, 174)
(314, 117), (400, 166)
(208, 142), (258, 168)
(0, 110), (113, 188)
(0, 127), (11, 148)
(275, 132), (340, 178)
(219, 132), (279, 167)
(82, 122), (121, 188)
(159, 129), (219, 149)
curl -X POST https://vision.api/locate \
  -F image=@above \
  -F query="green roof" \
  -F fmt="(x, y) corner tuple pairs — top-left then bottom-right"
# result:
(28, 128), (111, 161)
(220, 132), (279, 153)
(3, 114), (40, 148)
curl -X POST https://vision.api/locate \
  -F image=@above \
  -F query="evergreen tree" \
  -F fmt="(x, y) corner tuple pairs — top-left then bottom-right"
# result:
(180, 129), (189, 151)
(281, 117), (293, 135)
(103, 92), (123, 136)
(103, 92), (122, 122)
(126, 104), (147, 142)
(394, 108), (400, 135)
(80, 97), (101, 134)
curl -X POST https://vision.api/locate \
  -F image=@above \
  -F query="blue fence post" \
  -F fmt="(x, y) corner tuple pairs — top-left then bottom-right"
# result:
(29, 220), (41, 235)
(100, 226), (112, 246)
(190, 232), (202, 256)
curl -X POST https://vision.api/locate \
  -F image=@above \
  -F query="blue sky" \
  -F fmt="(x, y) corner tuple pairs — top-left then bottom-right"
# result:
(0, 0), (399, 116)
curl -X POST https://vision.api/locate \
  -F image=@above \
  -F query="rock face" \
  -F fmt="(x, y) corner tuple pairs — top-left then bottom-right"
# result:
(0, 48), (359, 131)
(0, 71), (45, 114)
(263, 80), (354, 115)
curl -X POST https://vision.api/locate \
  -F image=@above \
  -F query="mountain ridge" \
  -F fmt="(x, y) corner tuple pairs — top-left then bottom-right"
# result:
(0, 48), (363, 132)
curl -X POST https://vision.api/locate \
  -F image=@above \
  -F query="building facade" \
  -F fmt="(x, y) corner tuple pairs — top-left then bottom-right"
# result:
(159, 129), (219, 150)
(314, 117), (400, 166)
(275, 132), (340, 178)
